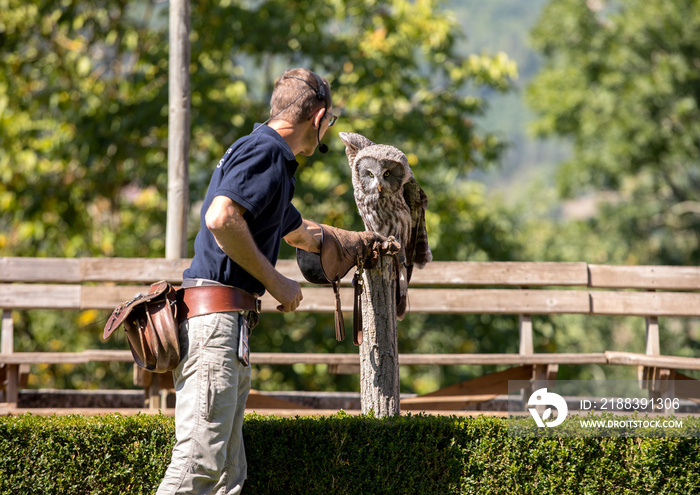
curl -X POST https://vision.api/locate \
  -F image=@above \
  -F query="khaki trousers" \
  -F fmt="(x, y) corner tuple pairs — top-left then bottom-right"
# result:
(156, 311), (251, 495)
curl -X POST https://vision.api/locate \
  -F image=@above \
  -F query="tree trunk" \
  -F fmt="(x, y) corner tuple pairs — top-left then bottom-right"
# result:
(359, 256), (400, 416)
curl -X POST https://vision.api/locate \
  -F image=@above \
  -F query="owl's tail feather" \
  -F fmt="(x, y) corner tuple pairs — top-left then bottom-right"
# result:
(413, 212), (433, 270)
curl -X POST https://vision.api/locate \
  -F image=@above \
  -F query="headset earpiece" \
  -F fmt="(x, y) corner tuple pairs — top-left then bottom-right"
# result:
(285, 73), (326, 102)
(312, 73), (326, 101)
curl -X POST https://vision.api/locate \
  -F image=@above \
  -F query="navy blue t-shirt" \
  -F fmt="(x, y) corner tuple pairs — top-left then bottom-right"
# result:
(183, 124), (303, 295)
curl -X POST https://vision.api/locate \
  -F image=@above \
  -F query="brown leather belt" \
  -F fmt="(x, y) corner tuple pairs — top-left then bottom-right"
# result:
(176, 285), (260, 322)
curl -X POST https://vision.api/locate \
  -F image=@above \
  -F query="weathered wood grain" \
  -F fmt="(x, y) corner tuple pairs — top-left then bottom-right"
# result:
(396, 353), (608, 366)
(401, 288), (591, 314)
(0, 284), (81, 310)
(409, 261), (590, 286)
(0, 350), (133, 364)
(590, 291), (700, 317)
(250, 352), (359, 366)
(0, 258), (81, 283)
(4, 256), (700, 411)
(80, 258), (190, 283)
(7, 257), (700, 291)
(7, 284), (700, 318)
(589, 264), (700, 290)
(0, 352), (613, 367)
(605, 352), (700, 370)
(80, 285), (151, 310)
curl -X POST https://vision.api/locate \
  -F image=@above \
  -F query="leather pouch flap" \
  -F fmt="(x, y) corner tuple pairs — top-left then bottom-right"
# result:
(103, 281), (170, 340)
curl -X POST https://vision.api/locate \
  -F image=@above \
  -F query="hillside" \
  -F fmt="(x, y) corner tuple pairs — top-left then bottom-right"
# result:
(448, 0), (571, 200)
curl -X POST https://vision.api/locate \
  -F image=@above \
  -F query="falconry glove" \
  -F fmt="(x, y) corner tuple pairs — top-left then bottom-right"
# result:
(296, 223), (400, 345)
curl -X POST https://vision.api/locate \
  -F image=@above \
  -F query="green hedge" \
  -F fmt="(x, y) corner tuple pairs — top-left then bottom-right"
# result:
(1, 412), (700, 494)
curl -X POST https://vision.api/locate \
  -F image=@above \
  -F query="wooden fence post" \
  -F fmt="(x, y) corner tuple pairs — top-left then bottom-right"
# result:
(166, 0), (190, 260)
(1, 310), (17, 406)
(359, 256), (400, 417)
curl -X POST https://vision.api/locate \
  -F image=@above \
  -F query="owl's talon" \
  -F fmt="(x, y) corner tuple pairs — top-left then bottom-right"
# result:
(378, 236), (401, 256)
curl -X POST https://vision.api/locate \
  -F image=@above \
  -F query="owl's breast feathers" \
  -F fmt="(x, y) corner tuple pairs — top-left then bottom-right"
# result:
(358, 193), (411, 241)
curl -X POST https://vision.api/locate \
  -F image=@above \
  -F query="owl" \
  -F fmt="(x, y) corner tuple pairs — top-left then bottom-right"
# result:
(339, 132), (432, 320)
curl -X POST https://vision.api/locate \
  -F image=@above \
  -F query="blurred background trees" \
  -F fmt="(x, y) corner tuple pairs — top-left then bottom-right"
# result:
(523, 0), (700, 375)
(527, 0), (700, 266)
(1, 0), (698, 392)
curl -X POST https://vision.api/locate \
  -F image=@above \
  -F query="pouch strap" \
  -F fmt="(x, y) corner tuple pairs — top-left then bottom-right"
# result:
(352, 271), (363, 346)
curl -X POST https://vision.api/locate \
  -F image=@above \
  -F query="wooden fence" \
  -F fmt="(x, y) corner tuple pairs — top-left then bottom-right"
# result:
(2, 257), (700, 415)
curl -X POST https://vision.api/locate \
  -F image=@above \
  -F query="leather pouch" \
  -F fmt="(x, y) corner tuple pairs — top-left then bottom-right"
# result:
(103, 281), (181, 373)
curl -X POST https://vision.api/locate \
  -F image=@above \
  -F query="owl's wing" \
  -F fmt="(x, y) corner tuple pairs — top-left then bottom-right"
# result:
(402, 177), (433, 282)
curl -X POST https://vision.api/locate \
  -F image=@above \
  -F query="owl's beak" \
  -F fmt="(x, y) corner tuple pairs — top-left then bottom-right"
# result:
(377, 184), (382, 193)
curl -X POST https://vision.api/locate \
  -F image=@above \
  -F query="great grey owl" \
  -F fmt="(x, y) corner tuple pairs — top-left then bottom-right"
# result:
(339, 131), (432, 320)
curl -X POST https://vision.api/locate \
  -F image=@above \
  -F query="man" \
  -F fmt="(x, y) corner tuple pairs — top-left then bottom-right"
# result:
(156, 68), (396, 494)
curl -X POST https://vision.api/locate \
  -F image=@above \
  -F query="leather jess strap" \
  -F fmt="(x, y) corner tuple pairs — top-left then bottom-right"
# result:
(176, 285), (260, 322)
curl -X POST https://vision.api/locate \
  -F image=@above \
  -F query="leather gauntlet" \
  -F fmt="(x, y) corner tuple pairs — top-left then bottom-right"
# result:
(296, 223), (400, 344)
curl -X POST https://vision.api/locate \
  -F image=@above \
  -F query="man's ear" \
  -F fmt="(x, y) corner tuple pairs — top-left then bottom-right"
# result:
(312, 107), (326, 129)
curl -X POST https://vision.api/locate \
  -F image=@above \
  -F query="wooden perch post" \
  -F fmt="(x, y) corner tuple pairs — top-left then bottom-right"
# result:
(359, 256), (400, 416)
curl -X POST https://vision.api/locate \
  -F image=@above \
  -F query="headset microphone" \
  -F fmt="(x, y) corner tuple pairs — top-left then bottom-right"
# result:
(317, 125), (328, 153)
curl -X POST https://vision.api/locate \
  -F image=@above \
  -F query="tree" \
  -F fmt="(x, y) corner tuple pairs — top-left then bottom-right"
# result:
(0, 0), (171, 258)
(1, 0), (520, 392)
(527, 0), (700, 266)
(1, 0), (172, 389)
(520, 0), (700, 377)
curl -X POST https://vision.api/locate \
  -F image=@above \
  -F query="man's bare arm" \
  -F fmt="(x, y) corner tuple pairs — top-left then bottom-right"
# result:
(283, 219), (322, 253)
(205, 195), (302, 312)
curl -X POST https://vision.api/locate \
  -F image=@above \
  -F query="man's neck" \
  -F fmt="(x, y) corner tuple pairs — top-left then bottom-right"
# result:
(268, 120), (310, 156)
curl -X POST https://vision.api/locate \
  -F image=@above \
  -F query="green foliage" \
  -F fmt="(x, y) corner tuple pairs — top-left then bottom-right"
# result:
(527, 0), (700, 265)
(12, 309), (135, 390)
(0, 0), (170, 258)
(0, 0), (518, 258)
(446, 0), (571, 198)
(1, 0), (522, 393)
(3, 413), (700, 494)
(0, 413), (174, 494)
(182, 0), (519, 242)
(244, 412), (464, 494)
(1, 0), (169, 385)
(516, 0), (700, 379)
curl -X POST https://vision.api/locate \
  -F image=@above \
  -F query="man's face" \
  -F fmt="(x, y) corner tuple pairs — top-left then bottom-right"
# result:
(319, 106), (336, 138)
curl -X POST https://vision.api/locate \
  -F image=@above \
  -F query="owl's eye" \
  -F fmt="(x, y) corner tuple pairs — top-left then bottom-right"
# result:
(384, 171), (391, 177)
(367, 171), (374, 178)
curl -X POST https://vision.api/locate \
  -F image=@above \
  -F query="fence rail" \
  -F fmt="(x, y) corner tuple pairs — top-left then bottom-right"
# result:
(2, 257), (700, 414)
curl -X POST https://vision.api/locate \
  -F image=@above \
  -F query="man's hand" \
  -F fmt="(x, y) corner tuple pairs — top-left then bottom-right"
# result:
(314, 225), (402, 283)
(268, 273), (303, 312)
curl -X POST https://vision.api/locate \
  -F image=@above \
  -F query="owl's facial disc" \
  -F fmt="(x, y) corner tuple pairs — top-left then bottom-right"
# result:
(364, 169), (381, 196)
